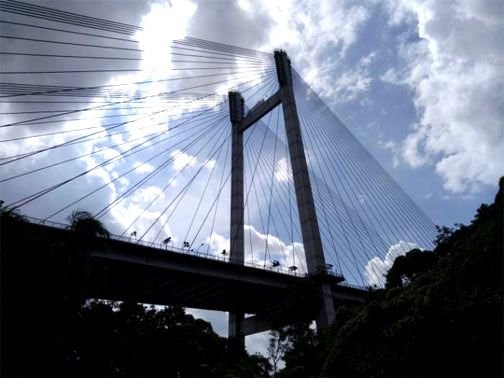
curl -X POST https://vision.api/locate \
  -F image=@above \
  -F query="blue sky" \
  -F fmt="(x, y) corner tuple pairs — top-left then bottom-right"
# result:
(1, 0), (502, 357)
(324, 1), (502, 228)
(260, 0), (502, 228)
(158, 0), (502, 228)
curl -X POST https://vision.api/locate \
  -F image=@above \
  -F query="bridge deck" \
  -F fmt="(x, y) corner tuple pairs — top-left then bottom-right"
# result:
(6, 220), (368, 315)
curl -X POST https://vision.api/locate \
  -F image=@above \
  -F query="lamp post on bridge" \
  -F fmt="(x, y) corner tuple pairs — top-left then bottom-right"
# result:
(227, 50), (336, 345)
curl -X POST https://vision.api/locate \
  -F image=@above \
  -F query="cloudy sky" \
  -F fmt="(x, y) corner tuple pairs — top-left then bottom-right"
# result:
(1, 0), (503, 356)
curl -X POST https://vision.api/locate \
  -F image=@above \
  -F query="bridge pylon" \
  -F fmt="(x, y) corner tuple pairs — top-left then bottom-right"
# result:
(228, 50), (336, 345)
(228, 91), (245, 343)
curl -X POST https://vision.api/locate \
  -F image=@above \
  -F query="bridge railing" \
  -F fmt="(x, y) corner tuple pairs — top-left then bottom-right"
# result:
(22, 216), (367, 287)
(103, 232), (299, 274)
(23, 216), (303, 276)
(25, 216), (68, 230)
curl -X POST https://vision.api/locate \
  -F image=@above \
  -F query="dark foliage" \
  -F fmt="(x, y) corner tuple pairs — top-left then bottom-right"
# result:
(385, 248), (437, 289)
(280, 177), (503, 377)
(67, 210), (110, 239)
(0, 209), (269, 377)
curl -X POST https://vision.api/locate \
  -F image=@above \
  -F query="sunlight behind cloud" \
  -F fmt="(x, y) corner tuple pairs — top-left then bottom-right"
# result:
(135, 0), (197, 77)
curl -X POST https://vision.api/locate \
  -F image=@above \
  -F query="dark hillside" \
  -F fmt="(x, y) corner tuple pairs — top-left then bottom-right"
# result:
(280, 178), (503, 377)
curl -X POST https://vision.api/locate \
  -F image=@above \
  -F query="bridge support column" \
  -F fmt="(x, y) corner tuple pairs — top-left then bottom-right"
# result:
(226, 51), (336, 338)
(228, 91), (245, 344)
(274, 50), (336, 329)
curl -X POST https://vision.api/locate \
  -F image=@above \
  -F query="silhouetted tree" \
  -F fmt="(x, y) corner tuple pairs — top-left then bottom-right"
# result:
(267, 330), (288, 375)
(385, 248), (437, 288)
(1, 208), (270, 377)
(277, 177), (504, 377)
(67, 210), (110, 239)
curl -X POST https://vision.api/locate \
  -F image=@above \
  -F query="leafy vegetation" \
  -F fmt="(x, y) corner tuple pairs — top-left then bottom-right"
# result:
(1, 178), (502, 376)
(67, 210), (111, 239)
(276, 177), (503, 377)
(0, 209), (269, 377)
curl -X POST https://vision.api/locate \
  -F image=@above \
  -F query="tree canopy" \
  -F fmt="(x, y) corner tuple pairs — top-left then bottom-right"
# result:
(0, 209), (270, 377)
(277, 177), (503, 377)
(2, 178), (502, 377)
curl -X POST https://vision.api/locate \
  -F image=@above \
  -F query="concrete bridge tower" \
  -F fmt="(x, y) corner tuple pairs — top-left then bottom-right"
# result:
(228, 50), (336, 344)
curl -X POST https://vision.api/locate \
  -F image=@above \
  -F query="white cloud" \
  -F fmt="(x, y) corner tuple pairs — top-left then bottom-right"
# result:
(133, 161), (155, 173)
(204, 159), (217, 170)
(206, 231), (230, 255)
(130, 186), (165, 203)
(135, 0), (197, 77)
(377, 139), (400, 167)
(382, 0), (504, 193)
(329, 63), (373, 103)
(206, 224), (306, 273)
(360, 51), (377, 67)
(108, 189), (174, 243)
(246, 331), (275, 360)
(97, 148), (123, 170)
(365, 240), (419, 287)
(169, 150), (220, 174)
(380, 67), (401, 85)
(401, 126), (430, 168)
(170, 149), (197, 172)
(255, 0), (370, 101)
(274, 157), (289, 182)
(237, 0), (253, 14)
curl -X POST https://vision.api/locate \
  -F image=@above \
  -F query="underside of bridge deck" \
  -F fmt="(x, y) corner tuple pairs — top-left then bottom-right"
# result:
(6, 222), (367, 335)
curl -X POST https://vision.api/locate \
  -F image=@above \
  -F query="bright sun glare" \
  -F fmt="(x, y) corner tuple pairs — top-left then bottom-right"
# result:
(136, 0), (197, 76)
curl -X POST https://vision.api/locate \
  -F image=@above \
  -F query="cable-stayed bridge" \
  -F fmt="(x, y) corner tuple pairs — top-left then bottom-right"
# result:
(0, 0), (437, 343)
